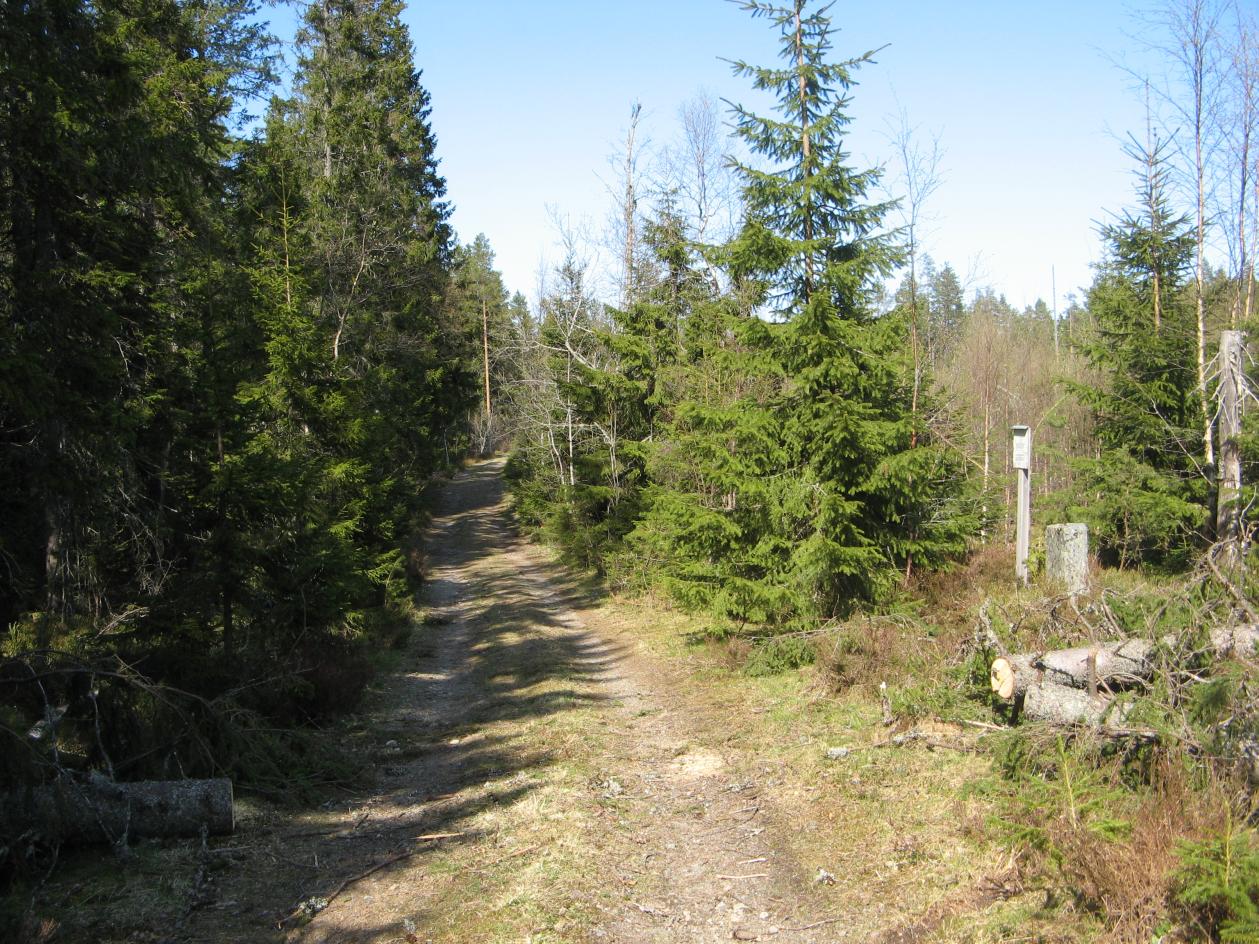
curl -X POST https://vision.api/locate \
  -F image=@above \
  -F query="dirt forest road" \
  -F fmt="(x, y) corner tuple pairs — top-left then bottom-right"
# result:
(178, 457), (992, 944)
(295, 456), (841, 943)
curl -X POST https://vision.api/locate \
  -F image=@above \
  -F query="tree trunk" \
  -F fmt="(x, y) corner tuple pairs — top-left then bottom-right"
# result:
(2, 777), (234, 845)
(991, 625), (1259, 700)
(1020, 680), (1133, 729)
(1215, 330), (1245, 560)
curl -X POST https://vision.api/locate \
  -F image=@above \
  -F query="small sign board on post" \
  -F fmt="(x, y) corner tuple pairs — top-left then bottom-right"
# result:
(1011, 425), (1031, 470)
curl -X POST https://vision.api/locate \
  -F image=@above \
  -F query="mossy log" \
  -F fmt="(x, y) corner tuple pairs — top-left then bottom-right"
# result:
(1, 776), (233, 844)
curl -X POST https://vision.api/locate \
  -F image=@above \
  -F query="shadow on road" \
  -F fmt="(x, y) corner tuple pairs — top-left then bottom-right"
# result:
(277, 458), (625, 942)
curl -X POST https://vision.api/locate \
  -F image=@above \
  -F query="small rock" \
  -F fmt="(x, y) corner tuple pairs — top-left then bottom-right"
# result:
(824, 746), (850, 760)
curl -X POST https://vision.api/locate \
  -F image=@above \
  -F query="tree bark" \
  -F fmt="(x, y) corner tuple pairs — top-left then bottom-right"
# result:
(1, 777), (234, 845)
(1215, 330), (1245, 559)
(1020, 680), (1132, 729)
(991, 625), (1259, 700)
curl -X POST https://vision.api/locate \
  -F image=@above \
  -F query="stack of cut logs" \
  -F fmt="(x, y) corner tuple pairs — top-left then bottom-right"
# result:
(989, 626), (1259, 730)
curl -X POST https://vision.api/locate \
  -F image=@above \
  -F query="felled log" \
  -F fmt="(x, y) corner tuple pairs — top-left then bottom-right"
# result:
(990, 625), (1259, 700)
(990, 643), (1148, 700)
(1021, 679), (1132, 730)
(1, 776), (234, 844)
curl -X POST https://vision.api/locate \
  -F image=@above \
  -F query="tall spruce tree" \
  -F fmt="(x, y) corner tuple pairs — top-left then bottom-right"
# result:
(0, 0), (271, 639)
(1065, 135), (1203, 567)
(239, 0), (469, 638)
(720, 0), (974, 616)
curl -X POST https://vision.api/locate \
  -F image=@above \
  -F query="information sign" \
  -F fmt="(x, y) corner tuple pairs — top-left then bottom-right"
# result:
(1011, 425), (1031, 471)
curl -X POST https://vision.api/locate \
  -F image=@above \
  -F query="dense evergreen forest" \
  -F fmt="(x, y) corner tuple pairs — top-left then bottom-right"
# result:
(0, 0), (487, 791)
(5, 0), (1259, 938)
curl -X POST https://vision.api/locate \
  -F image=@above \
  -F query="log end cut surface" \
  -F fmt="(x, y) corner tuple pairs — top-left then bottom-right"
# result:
(991, 657), (1016, 700)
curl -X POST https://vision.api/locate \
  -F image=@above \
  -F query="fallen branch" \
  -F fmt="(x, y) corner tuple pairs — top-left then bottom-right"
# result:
(955, 719), (1005, 732)
(278, 846), (418, 929)
(782, 915), (844, 932)
(870, 731), (978, 753)
(1207, 547), (1259, 623)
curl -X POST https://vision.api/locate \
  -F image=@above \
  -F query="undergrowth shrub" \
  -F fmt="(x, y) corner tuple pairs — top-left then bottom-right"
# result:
(982, 727), (1249, 942)
(742, 635), (815, 676)
(1173, 815), (1259, 942)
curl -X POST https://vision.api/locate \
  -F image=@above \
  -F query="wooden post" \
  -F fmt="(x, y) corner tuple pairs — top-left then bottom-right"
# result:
(1216, 330), (1246, 564)
(1012, 425), (1032, 586)
(482, 298), (492, 416)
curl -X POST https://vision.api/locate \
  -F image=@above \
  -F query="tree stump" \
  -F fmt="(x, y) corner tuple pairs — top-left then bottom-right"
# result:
(1045, 523), (1089, 596)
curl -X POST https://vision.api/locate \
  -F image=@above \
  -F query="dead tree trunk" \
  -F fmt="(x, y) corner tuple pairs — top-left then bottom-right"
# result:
(1216, 330), (1246, 565)
(1021, 681), (1133, 729)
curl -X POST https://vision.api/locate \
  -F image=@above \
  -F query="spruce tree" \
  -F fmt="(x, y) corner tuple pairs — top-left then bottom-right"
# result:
(0, 0), (271, 637)
(240, 0), (470, 635)
(927, 261), (965, 362)
(721, 0), (974, 616)
(1064, 136), (1203, 567)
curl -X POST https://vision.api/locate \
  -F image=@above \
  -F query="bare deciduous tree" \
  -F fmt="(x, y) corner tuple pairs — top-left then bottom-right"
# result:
(886, 109), (944, 434)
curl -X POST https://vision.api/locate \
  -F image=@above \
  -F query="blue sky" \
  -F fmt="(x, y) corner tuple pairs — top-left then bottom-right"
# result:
(266, 1), (1170, 310)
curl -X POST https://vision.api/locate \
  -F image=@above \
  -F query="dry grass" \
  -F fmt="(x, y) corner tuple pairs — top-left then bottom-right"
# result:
(15, 522), (1236, 944)
(581, 591), (1012, 943)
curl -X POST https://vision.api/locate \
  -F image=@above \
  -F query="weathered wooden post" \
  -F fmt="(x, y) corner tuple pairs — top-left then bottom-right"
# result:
(1216, 330), (1245, 567)
(1012, 425), (1032, 586)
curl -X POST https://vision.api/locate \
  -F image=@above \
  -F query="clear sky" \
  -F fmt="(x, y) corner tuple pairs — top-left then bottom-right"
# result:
(266, 1), (1172, 311)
